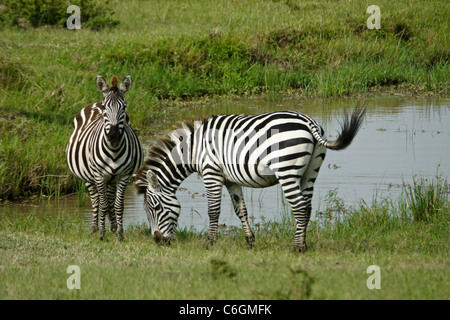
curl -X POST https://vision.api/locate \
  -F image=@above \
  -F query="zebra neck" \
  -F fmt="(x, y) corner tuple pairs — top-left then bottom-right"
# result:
(157, 142), (196, 194)
(149, 120), (201, 194)
(157, 164), (193, 194)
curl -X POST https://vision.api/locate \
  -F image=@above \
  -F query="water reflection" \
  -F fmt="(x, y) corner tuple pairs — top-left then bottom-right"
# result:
(4, 97), (449, 232)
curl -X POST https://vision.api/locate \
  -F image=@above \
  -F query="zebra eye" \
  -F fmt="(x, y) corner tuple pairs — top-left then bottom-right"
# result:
(148, 197), (161, 211)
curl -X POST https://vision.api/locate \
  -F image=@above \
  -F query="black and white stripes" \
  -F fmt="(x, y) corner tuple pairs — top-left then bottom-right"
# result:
(135, 108), (365, 252)
(66, 75), (143, 241)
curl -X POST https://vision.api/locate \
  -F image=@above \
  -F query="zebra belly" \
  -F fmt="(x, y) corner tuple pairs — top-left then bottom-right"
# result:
(221, 163), (278, 188)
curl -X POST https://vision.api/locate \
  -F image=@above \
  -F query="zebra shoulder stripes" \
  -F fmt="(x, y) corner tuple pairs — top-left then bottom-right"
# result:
(66, 75), (143, 241)
(134, 108), (365, 252)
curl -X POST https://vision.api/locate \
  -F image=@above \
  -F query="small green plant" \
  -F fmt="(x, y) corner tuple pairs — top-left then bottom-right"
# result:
(401, 176), (449, 222)
(209, 258), (237, 280)
(76, 179), (87, 206)
(262, 265), (315, 300)
(316, 188), (348, 228)
(286, 265), (315, 300)
(0, 58), (25, 89)
(323, 188), (347, 215)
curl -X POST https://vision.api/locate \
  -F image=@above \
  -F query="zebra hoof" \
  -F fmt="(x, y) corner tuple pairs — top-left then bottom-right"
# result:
(204, 237), (216, 250)
(245, 235), (255, 249)
(117, 233), (124, 242)
(293, 244), (307, 254)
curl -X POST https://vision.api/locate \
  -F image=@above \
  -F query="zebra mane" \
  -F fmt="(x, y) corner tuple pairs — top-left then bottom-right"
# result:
(134, 117), (209, 194)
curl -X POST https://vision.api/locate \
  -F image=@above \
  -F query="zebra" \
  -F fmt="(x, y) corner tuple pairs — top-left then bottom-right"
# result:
(134, 108), (365, 252)
(66, 75), (143, 241)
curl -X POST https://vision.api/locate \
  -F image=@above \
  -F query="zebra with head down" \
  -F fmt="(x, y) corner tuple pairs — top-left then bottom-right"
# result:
(135, 108), (365, 252)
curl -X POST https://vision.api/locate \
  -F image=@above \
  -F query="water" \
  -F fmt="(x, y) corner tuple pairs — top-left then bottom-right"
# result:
(4, 97), (449, 232)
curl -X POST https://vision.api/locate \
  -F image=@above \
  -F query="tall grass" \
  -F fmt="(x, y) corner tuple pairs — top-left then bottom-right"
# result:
(397, 176), (449, 222)
(302, 176), (449, 253)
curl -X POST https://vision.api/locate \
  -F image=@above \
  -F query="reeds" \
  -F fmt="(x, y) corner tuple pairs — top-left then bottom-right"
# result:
(397, 175), (449, 222)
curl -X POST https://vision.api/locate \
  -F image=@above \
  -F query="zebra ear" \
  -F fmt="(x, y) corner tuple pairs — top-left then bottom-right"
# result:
(96, 75), (110, 94)
(119, 76), (133, 94)
(146, 170), (160, 192)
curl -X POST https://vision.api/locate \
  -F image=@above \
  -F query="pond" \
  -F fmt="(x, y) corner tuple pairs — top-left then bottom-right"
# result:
(5, 96), (449, 233)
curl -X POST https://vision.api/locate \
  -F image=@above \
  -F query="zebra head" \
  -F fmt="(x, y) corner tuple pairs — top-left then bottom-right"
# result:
(96, 75), (133, 148)
(143, 170), (181, 243)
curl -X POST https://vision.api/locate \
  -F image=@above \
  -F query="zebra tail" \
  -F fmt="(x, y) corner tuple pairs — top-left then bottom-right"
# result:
(312, 107), (366, 151)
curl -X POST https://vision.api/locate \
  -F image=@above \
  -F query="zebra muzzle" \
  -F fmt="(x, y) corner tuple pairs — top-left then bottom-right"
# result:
(107, 124), (122, 148)
(153, 231), (172, 245)
(153, 231), (164, 243)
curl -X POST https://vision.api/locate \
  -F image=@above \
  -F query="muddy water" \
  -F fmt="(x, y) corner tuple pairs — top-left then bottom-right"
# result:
(5, 97), (449, 232)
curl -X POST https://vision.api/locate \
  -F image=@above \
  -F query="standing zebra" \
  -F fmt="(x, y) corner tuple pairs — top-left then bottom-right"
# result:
(134, 108), (365, 252)
(66, 75), (143, 241)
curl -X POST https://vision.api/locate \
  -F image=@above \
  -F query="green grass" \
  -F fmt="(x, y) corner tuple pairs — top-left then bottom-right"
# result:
(0, 178), (448, 299)
(0, 0), (449, 200)
(398, 176), (449, 222)
(0, 1), (447, 300)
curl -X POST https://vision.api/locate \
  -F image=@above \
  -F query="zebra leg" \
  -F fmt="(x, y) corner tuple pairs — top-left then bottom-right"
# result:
(293, 144), (326, 252)
(277, 176), (311, 253)
(226, 183), (255, 248)
(277, 145), (326, 253)
(204, 175), (224, 248)
(96, 181), (109, 241)
(292, 193), (312, 254)
(114, 178), (129, 242)
(86, 182), (99, 234)
(107, 184), (117, 233)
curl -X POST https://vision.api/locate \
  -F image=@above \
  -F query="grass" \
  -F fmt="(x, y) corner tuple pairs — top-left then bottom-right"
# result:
(399, 176), (449, 222)
(0, 0), (449, 201)
(0, 177), (448, 299)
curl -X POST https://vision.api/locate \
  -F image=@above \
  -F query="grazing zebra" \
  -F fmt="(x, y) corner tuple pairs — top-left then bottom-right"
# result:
(134, 108), (365, 252)
(66, 75), (143, 241)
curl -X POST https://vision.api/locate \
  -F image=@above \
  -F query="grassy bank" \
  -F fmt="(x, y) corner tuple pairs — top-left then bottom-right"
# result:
(0, 0), (449, 200)
(0, 177), (448, 299)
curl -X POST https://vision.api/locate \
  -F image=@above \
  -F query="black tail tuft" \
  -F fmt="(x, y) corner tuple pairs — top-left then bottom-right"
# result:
(326, 107), (366, 151)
